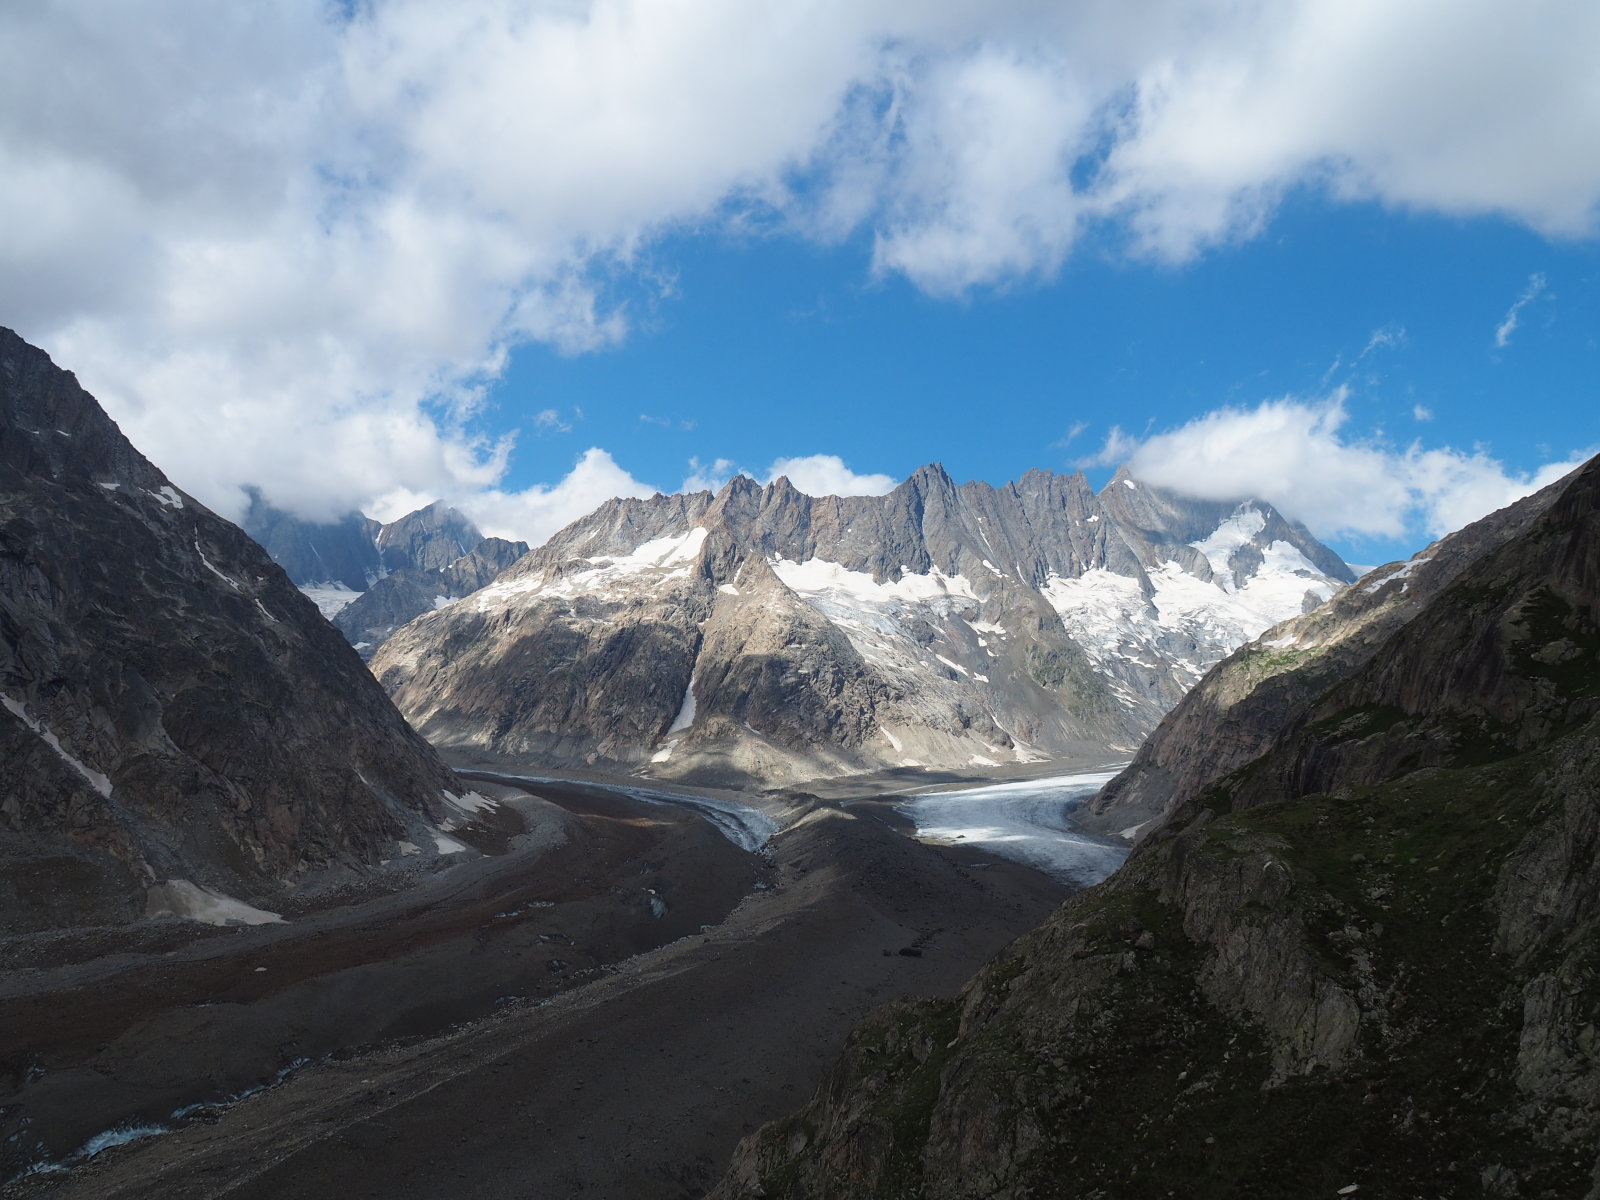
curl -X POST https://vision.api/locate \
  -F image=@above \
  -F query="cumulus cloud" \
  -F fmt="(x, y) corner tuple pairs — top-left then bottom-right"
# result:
(682, 454), (897, 498)
(1494, 272), (1549, 348)
(454, 448), (658, 545)
(3, 2), (1598, 519)
(765, 454), (898, 497)
(1088, 392), (1587, 542)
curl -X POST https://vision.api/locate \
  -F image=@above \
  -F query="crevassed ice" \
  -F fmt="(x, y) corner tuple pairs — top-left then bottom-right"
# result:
(1041, 546), (1336, 693)
(299, 582), (361, 618)
(1191, 504), (1267, 590)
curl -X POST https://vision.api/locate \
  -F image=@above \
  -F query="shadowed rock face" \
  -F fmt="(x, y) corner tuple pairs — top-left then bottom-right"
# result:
(241, 494), (382, 593)
(0, 328), (458, 935)
(333, 535), (527, 657)
(371, 464), (1351, 786)
(713, 453), (1600, 1200)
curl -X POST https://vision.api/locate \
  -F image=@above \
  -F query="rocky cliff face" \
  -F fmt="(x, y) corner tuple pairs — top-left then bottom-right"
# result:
(713, 453), (1600, 1200)
(0, 328), (462, 936)
(370, 465), (1350, 786)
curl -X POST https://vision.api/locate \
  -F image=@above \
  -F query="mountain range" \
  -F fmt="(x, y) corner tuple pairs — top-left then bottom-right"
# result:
(369, 464), (1353, 785)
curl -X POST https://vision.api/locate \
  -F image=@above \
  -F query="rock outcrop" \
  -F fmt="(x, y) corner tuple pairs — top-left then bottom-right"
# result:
(713, 453), (1600, 1199)
(0, 328), (461, 937)
(371, 466), (1351, 786)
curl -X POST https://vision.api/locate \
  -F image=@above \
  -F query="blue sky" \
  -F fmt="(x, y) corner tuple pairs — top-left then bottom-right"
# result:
(491, 199), (1597, 563)
(2, 2), (1597, 568)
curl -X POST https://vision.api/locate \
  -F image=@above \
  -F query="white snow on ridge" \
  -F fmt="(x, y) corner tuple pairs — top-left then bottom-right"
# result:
(148, 485), (184, 509)
(473, 526), (708, 610)
(1041, 522), (1341, 708)
(2, 694), (113, 798)
(771, 558), (987, 692)
(771, 557), (978, 605)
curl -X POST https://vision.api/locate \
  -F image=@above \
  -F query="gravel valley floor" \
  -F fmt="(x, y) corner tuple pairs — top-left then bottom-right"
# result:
(3, 765), (1074, 1199)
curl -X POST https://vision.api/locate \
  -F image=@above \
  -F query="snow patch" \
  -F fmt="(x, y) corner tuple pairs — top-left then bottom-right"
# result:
(442, 789), (496, 813)
(718, 583), (740, 595)
(1362, 555), (1430, 594)
(299, 582), (362, 618)
(1190, 504), (1267, 590)
(145, 880), (284, 926)
(148, 485), (184, 508)
(667, 670), (698, 734)
(2, 694), (112, 798)
(194, 542), (240, 590)
(771, 558), (977, 605)
(433, 832), (469, 855)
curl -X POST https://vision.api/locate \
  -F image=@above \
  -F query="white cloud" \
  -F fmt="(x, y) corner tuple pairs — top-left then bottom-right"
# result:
(2, 2), (1598, 520)
(683, 453), (897, 498)
(1089, 392), (1588, 542)
(1412, 404), (1433, 422)
(1494, 272), (1548, 348)
(683, 457), (738, 494)
(454, 448), (658, 545)
(766, 454), (898, 497)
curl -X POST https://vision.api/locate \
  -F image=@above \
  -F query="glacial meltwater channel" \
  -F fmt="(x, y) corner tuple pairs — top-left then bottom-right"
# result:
(897, 769), (1130, 887)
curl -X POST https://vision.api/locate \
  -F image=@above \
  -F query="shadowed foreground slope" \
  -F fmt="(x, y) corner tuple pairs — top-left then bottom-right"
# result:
(715, 455), (1600, 1199)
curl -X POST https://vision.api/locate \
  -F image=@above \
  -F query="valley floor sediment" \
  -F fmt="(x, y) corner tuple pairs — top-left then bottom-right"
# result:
(5, 770), (1071, 1199)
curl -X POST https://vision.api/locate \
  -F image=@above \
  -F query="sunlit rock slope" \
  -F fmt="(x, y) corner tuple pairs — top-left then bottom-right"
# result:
(372, 463), (1351, 785)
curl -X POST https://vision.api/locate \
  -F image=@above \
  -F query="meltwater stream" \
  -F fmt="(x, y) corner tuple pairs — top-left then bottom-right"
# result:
(897, 769), (1130, 888)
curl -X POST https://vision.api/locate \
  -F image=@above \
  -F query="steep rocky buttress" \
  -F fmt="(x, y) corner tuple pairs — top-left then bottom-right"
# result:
(0, 328), (461, 937)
